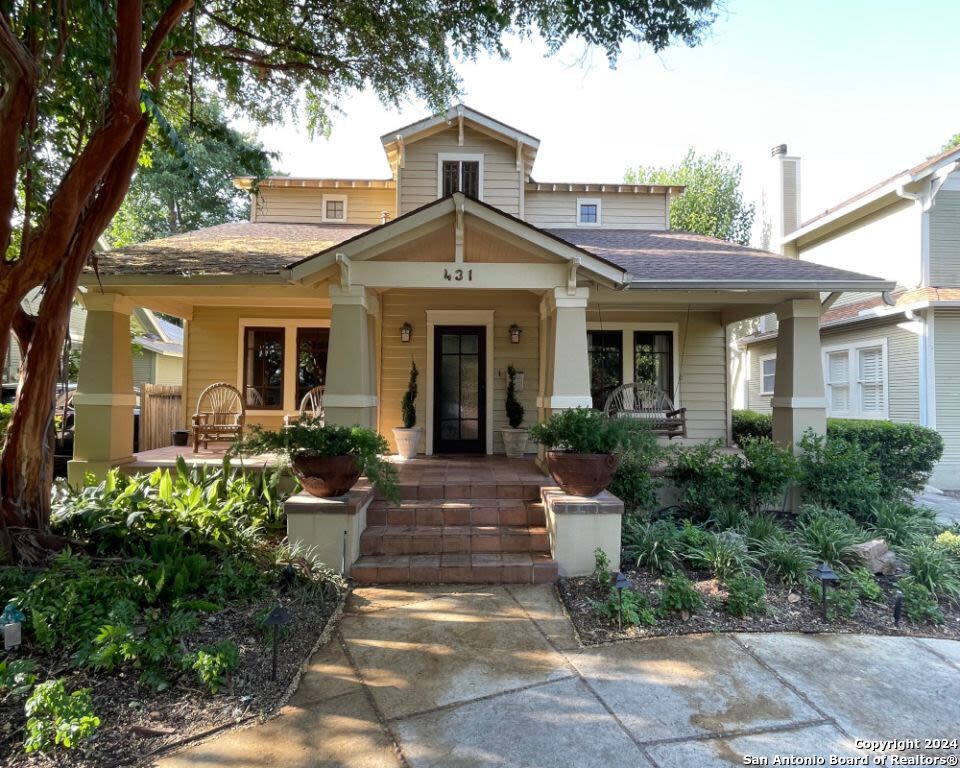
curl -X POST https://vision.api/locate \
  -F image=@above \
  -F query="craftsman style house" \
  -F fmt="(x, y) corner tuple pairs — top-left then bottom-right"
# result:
(739, 144), (960, 488)
(69, 105), (892, 484)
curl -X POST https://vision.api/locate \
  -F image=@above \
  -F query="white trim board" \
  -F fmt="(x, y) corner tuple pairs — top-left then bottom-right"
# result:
(821, 336), (889, 420)
(425, 309), (495, 455)
(436, 153), (485, 201)
(759, 353), (777, 396)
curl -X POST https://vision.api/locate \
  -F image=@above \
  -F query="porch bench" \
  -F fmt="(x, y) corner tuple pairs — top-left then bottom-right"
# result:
(603, 382), (687, 439)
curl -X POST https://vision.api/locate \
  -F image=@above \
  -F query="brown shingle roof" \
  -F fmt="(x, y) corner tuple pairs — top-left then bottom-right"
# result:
(94, 222), (370, 276)
(548, 229), (888, 286)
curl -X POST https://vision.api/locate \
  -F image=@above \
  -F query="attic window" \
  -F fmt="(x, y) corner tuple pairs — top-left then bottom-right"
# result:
(577, 198), (601, 226)
(437, 153), (484, 200)
(322, 194), (348, 222)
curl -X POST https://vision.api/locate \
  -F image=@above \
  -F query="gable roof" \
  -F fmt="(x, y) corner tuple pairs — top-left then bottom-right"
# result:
(381, 104), (540, 150)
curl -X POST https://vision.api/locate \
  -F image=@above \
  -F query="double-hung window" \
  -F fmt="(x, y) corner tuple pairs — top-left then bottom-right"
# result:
(439, 155), (481, 199)
(823, 340), (887, 418)
(760, 355), (776, 396)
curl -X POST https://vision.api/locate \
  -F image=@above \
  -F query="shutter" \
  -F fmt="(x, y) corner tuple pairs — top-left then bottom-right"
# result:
(827, 351), (849, 411)
(858, 347), (885, 413)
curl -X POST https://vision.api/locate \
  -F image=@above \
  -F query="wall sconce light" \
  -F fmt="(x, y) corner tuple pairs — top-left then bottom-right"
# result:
(509, 324), (522, 344)
(400, 322), (413, 343)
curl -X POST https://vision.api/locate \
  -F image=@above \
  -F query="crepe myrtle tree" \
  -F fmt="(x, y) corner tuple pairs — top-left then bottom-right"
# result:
(0, 0), (717, 560)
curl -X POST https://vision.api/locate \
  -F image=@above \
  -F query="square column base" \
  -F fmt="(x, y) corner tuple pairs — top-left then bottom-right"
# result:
(285, 484), (375, 574)
(542, 487), (623, 577)
(67, 457), (134, 488)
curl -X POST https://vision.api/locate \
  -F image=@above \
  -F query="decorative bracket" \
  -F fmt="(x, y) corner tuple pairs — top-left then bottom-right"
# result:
(567, 257), (581, 295)
(336, 252), (351, 290)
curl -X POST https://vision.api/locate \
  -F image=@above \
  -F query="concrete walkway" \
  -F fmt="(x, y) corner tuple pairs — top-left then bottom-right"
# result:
(918, 485), (960, 526)
(159, 585), (960, 768)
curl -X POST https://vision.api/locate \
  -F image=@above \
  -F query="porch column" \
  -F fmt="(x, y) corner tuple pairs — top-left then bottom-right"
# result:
(771, 298), (826, 451)
(324, 285), (379, 429)
(538, 287), (592, 417)
(67, 293), (136, 486)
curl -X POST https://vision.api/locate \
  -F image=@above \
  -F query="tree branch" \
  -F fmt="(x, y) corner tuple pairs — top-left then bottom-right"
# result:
(142, 0), (193, 74)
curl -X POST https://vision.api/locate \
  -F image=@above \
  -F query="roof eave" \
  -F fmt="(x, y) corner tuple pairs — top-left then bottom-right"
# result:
(628, 279), (896, 292)
(380, 105), (540, 150)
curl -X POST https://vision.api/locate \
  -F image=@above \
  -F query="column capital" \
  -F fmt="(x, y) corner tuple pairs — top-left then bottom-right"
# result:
(774, 298), (821, 320)
(328, 284), (375, 311)
(546, 286), (589, 311)
(79, 291), (135, 315)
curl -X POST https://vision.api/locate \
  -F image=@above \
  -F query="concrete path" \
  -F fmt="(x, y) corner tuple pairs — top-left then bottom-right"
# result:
(159, 585), (960, 768)
(918, 485), (960, 526)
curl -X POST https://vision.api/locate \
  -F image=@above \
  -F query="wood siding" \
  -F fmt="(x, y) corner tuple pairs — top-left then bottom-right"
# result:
(132, 351), (155, 388)
(378, 290), (539, 454)
(399, 126), (521, 216)
(524, 190), (668, 230)
(934, 309), (960, 484)
(930, 190), (960, 286)
(253, 186), (396, 225)
(745, 339), (777, 414)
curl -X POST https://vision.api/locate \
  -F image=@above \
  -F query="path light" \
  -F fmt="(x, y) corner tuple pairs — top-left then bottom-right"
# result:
(614, 571), (631, 633)
(894, 591), (904, 627)
(2, 603), (25, 651)
(509, 324), (522, 344)
(808, 562), (839, 617)
(400, 322), (413, 343)
(264, 606), (291, 681)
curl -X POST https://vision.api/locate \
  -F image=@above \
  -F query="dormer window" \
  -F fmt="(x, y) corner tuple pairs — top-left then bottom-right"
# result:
(577, 198), (601, 226)
(438, 153), (483, 200)
(322, 194), (348, 222)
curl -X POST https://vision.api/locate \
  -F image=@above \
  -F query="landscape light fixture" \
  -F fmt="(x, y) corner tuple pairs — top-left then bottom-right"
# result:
(894, 591), (904, 627)
(808, 562), (839, 617)
(400, 322), (413, 343)
(614, 571), (631, 633)
(264, 605), (292, 681)
(509, 324), (522, 344)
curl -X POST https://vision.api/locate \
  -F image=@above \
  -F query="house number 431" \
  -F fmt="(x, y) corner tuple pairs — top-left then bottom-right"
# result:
(443, 268), (473, 282)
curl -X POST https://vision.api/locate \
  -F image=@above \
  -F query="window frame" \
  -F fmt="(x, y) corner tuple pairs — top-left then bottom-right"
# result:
(821, 337), (889, 419)
(436, 153), (485, 201)
(585, 321), (680, 409)
(237, 318), (331, 416)
(577, 197), (602, 227)
(242, 326), (286, 410)
(321, 194), (348, 223)
(759, 353), (776, 396)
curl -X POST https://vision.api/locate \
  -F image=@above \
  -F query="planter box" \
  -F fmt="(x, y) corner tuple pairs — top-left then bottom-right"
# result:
(541, 487), (623, 577)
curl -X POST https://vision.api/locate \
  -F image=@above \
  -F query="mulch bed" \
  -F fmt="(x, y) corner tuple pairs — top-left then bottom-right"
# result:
(1, 589), (346, 767)
(559, 570), (960, 646)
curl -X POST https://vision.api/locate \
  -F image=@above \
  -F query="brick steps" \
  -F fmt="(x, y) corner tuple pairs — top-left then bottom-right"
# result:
(379, 481), (543, 502)
(360, 524), (549, 556)
(351, 553), (559, 585)
(368, 500), (545, 528)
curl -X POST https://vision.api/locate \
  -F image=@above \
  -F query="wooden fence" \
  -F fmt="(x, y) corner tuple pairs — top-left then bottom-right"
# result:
(139, 384), (183, 451)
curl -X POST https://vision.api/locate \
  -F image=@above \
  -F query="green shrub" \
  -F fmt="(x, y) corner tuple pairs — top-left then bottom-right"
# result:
(188, 640), (239, 693)
(900, 582), (945, 624)
(798, 433), (883, 519)
(400, 360), (419, 428)
(843, 567), (883, 602)
(868, 501), (938, 547)
(686, 531), (757, 582)
(593, 547), (612, 589)
(934, 529), (960, 559)
(665, 441), (742, 516)
(0, 659), (38, 699)
(677, 519), (710, 552)
(742, 514), (787, 547)
(707, 505), (748, 532)
(824, 586), (860, 620)
(530, 408), (653, 455)
(622, 518), (681, 574)
(731, 410), (772, 445)
(504, 365), (524, 429)
(656, 571), (704, 615)
(726, 574), (767, 617)
(901, 541), (960, 601)
(609, 428), (663, 512)
(0, 402), (12, 442)
(24, 679), (100, 753)
(758, 538), (816, 588)
(594, 588), (656, 628)
(796, 506), (865, 569)
(738, 437), (798, 513)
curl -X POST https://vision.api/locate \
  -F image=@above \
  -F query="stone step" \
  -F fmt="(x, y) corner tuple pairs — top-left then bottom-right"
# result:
(350, 553), (559, 585)
(368, 500), (545, 528)
(377, 481), (545, 502)
(360, 524), (550, 556)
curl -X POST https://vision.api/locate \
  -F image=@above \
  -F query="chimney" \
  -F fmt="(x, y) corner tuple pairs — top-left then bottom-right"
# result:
(769, 143), (801, 254)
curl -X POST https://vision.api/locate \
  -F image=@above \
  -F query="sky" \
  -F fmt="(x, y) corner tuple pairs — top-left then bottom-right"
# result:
(234, 0), (960, 242)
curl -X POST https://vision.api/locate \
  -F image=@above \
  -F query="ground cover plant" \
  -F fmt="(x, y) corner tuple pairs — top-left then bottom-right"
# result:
(0, 459), (344, 765)
(561, 428), (960, 645)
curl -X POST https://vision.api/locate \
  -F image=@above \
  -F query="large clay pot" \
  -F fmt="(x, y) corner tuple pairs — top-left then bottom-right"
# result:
(291, 454), (361, 497)
(392, 427), (422, 460)
(545, 451), (618, 497)
(500, 428), (529, 458)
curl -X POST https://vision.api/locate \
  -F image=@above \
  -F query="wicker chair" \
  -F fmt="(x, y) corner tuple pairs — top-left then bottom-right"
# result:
(284, 385), (324, 426)
(603, 382), (687, 439)
(191, 382), (245, 452)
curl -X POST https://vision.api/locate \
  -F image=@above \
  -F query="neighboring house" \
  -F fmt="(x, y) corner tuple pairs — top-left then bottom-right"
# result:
(2, 288), (87, 387)
(132, 308), (184, 387)
(68, 104), (891, 482)
(739, 144), (960, 488)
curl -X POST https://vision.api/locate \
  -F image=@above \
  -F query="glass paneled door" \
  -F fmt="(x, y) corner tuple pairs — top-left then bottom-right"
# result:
(434, 326), (485, 454)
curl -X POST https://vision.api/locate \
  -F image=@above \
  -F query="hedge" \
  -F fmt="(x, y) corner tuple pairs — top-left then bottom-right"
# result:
(731, 410), (944, 496)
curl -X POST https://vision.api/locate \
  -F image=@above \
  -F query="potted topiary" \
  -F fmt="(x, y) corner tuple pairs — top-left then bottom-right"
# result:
(530, 408), (646, 497)
(500, 365), (528, 458)
(233, 418), (398, 500)
(392, 360), (421, 460)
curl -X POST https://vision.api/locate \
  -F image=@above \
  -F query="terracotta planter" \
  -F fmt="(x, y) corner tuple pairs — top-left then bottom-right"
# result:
(500, 428), (529, 458)
(291, 454), (361, 497)
(392, 427), (422, 460)
(545, 451), (618, 497)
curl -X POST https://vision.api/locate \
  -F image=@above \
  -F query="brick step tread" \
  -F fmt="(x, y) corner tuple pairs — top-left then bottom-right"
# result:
(350, 553), (559, 585)
(360, 525), (550, 556)
(368, 502), (545, 528)
(377, 482), (545, 502)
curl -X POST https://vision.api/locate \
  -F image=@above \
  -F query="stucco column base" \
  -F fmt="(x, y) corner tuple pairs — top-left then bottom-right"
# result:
(324, 285), (379, 431)
(322, 405), (377, 430)
(67, 457), (135, 487)
(285, 484), (375, 574)
(542, 487), (623, 577)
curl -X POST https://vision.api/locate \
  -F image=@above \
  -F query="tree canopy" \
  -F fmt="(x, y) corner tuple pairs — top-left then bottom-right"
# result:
(626, 149), (755, 245)
(943, 133), (960, 152)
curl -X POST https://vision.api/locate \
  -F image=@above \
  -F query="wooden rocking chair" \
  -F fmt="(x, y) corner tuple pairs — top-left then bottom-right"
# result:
(284, 385), (324, 426)
(191, 382), (245, 452)
(603, 382), (687, 439)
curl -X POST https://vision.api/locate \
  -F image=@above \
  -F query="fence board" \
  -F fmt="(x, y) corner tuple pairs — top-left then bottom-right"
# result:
(140, 384), (183, 451)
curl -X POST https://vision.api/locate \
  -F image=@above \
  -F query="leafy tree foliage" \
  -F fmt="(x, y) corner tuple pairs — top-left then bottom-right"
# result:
(943, 133), (960, 152)
(626, 149), (755, 245)
(107, 97), (274, 246)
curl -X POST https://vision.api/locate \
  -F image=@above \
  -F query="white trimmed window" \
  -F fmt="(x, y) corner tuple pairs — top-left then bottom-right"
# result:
(760, 354), (776, 396)
(321, 194), (348, 222)
(823, 339), (888, 418)
(577, 197), (601, 226)
(437, 153), (484, 200)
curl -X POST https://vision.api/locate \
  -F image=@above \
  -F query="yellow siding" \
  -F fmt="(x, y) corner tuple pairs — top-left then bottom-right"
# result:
(154, 354), (183, 386)
(253, 186), (396, 225)
(930, 190), (960, 286)
(378, 290), (539, 453)
(524, 190), (668, 229)
(399, 126), (520, 216)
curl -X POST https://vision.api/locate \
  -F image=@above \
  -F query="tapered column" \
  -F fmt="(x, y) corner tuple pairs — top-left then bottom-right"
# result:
(772, 298), (826, 451)
(323, 285), (379, 429)
(67, 293), (136, 485)
(537, 287), (592, 419)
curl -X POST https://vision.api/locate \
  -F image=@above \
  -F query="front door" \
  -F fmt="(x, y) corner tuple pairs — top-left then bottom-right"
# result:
(434, 326), (485, 454)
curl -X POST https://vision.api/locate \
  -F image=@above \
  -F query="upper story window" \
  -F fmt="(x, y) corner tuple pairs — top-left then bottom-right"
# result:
(577, 197), (601, 226)
(438, 153), (483, 200)
(322, 194), (348, 222)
